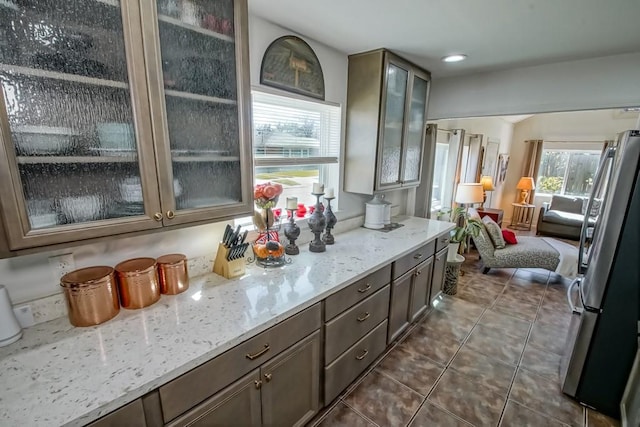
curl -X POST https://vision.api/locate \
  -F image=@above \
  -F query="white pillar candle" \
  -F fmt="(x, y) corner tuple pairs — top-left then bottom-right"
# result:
(286, 197), (298, 210)
(325, 188), (334, 198)
(312, 183), (324, 194)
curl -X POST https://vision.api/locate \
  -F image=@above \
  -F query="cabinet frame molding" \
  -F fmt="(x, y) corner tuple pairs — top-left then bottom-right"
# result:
(0, 0), (164, 250)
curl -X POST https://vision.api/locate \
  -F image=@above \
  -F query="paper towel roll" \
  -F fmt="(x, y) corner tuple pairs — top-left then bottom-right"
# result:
(0, 285), (22, 347)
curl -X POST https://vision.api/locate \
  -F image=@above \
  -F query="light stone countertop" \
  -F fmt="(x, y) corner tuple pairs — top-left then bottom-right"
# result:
(0, 216), (454, 426)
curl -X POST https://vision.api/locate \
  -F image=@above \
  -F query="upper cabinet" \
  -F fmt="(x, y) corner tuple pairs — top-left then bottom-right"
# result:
(343, 49), (430, 195)
(0, 0), (252, 252)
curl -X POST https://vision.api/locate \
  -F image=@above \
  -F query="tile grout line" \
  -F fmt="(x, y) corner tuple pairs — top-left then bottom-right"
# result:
(340, 400), (382, 427)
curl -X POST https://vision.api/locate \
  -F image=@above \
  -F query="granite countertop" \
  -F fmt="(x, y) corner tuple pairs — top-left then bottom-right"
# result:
(0, 216), (453, 426)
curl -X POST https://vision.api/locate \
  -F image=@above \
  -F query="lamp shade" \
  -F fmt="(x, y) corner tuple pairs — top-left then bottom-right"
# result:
(516, 177), (536, 190)
(455, 183), (484, 204)
(480, 176), (495, 191)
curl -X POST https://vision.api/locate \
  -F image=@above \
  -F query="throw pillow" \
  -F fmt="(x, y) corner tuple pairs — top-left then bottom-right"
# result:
(590, 198), (602, 218)
(502, 229), (518, 244)
(482, 216), (506, 249)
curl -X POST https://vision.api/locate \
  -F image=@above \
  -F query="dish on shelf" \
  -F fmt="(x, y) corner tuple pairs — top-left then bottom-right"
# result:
(59, 195), (104, 223)
(177, 196), (235, 209)
(170, 149), (230, 156)
(29, 213), (58, 229)
(88, 147), (137, 157)
(96, 122), (135, 150)
(13, 126), (77, 155)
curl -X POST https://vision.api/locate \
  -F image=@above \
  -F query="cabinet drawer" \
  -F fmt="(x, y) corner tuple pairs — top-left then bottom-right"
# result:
(324, 264), (391, 321)
(159, 303), (321, 422)
(435, 232), (451, 253)
(324, 320), (388, 404)
(325, 285), (390, 364)
(392, 241), (436, 279)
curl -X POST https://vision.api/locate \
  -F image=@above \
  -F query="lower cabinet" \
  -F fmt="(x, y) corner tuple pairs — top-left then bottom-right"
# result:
(261, 331), (321, 427)
(430, 247), (447, 305)
(167, 331), (321, 427)
(388, 270), (412, 343)
(409, 256), (434, 322)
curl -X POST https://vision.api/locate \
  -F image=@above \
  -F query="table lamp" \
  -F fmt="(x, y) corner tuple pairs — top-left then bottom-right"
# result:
(480, 176), (494, 208)
(454, 183), (484, 208)
(516, 177), (536, 204)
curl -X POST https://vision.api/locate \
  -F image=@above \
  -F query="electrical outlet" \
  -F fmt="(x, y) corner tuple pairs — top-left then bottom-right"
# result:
(13, 305), (35, 328)
(48, 253), (76, 281)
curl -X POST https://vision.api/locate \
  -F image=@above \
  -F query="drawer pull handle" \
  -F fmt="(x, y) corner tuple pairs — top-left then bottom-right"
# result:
(254, 380), (262, 390)
(413, 253), (423, 260)
(357, 312), (370, 322)
(264, 373), (272, 382)
(355, 349), (369, 360)
(166, 210), (175, 219)
(441, 237), (449, 244)
(246, 344), (270, 360)
(357, 283), (372, 293)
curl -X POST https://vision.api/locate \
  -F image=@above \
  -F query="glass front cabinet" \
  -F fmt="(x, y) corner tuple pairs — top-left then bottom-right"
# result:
(0, 0), (252, 252)
(343, 49), (430, 195)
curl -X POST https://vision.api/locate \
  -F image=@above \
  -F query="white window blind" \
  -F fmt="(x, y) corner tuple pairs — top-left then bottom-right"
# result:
(252, 90), (340, 166)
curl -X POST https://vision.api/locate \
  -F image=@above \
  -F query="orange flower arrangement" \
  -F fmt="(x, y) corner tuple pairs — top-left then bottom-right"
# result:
(254, 182), (283, 209)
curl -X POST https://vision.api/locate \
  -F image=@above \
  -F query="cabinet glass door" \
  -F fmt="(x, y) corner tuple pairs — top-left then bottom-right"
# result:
(401, 74), (428, 184)
(0, 0), (161, 249)
(143, 0), (252, 224)
(378, 62), (408, 189)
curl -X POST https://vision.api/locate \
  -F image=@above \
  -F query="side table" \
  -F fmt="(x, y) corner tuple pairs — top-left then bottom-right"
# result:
(444, 254), (465, 295)
(477, 208), (504, 226)
(508, 203), (536, 231)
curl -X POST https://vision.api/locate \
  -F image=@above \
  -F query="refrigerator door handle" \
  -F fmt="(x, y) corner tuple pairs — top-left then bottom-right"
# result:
(578, 146), (616, 271)
(567, 277), (583, 314)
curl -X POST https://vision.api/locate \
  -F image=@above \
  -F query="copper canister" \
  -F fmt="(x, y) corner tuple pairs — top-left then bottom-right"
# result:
(60, 266), (120, 327)
(157, 254), (189, 295)
(115, 257), (161, 309)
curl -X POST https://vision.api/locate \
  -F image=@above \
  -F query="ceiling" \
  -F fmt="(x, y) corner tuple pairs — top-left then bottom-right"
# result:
(248, 0), (640, 78)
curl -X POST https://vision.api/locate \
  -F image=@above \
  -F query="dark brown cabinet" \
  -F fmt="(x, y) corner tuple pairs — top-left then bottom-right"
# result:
(387, 270), (412, 343)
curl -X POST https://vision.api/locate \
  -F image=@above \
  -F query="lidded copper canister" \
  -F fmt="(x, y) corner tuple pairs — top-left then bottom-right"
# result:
(115, 257), (160, 309)
(157, 254), (189, 295)
(60, 266), (120, 327)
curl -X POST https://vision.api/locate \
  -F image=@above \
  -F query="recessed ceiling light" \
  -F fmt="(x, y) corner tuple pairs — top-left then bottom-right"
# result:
(441, 54), (467, 63)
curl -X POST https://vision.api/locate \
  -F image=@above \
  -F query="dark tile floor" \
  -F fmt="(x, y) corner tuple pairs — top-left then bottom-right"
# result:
(311, 252), (621, 427)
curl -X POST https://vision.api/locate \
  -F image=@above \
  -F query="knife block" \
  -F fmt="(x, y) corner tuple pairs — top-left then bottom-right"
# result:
(213, 243), (246, 279)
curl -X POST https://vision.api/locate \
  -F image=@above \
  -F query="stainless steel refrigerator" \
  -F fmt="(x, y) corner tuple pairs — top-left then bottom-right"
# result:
(561, 129), (640, 419)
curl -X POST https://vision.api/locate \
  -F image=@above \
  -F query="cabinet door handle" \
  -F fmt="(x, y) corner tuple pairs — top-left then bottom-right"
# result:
(166, 210), (175, 219)
(440, 237), (449, 244)
(415, 270), (422, 276)
(153, 212), (163, 221)
(264, 373), (272, 382)
(355, 349), (369, 360)
(356, 312), (370, 322)
(357, 283), (371, 293)
(254, 380), (262, 390)
(246, 344), (270, 360)
(413, 253), (423, 260)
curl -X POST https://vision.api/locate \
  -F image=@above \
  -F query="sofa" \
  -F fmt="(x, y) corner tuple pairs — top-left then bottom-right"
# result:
(536, 195), (598, 240)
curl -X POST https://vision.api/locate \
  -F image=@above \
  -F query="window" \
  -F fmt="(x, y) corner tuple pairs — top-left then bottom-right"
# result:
(538, 148), (602, 197)
(431, 142), (449, 210)
(252, 90), (341, 210)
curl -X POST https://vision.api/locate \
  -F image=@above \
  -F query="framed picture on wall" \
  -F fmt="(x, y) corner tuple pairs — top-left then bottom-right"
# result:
(497, 153), (510, 184)
(260, 36), (325, 100)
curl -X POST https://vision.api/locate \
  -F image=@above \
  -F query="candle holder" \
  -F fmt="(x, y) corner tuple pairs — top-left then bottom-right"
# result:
(308, 193), (326, 253)
(284, 208), (300, 255)
(322, 197), (337, 244)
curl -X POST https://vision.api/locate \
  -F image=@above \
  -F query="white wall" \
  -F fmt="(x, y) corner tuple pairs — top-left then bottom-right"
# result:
(428, 52), (640, 120)
(501, 109), (639, 223)
(430, 117), (515, 210)
(1, 16), (409, 305)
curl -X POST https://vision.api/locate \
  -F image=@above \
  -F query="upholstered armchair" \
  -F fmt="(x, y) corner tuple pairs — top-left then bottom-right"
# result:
(472, 224), (560, 274)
